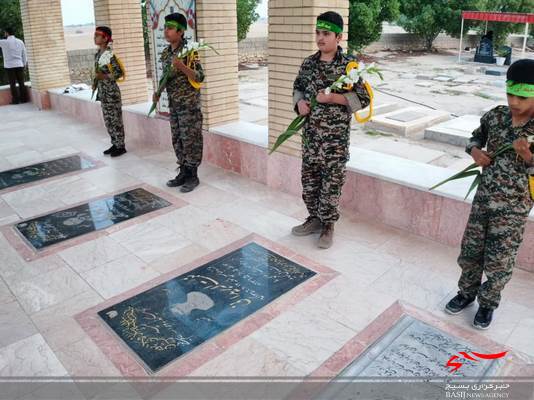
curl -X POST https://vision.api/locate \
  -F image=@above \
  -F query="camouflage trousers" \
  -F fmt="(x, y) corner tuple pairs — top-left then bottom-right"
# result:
(101, 101), (125, 148)
(169, 103), (203, 167)
(457, 198), (530, 309)
(301, 126), (349, 223)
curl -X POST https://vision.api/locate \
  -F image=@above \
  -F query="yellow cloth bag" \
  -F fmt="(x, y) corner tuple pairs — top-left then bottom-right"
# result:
(187, 51), (202, 90)
(344, 61), (374, 123)
(529, 175), (534, 200)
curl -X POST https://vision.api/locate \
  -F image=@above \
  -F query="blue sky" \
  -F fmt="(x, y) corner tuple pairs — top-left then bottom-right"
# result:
(61, 0), (268, 26)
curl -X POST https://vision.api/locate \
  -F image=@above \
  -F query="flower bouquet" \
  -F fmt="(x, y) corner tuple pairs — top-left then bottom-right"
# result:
(91, 49), (113, 100)
(269, 61), (383, 155)
(147, 39), (219, 117)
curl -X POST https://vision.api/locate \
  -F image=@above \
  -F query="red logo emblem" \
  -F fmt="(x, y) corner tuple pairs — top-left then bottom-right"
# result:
(446, 351), (508, 373)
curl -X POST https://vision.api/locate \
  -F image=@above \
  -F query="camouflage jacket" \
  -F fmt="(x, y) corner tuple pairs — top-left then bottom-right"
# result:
(468, 106), (534, 211)
(293, 46), (371, 130)
(160, 40), (205, 108)
(94, 48), (124, 103)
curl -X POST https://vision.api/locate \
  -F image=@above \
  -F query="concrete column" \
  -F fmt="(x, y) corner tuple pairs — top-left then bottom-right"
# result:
(196, 0), (240, 128)
(268, 0), (349, 156)
(19, 0), (71, 109)
(93, 0), (148, 105)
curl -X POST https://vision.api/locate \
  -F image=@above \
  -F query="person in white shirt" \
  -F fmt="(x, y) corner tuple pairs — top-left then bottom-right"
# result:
(0, 27), (28, 104)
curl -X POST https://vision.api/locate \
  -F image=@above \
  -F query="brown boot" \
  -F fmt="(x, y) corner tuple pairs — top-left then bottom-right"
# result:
(291, 216), (322, 236)
(318, 223), (334, 249)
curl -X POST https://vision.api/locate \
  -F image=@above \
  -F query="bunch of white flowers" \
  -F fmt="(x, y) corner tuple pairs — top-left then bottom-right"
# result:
(325, 62), (382, 95)
(97, 50), (113, 68)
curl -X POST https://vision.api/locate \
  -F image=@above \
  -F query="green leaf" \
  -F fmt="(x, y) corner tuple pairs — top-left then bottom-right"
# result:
(429, 169), (480, 191)
(287, 116), (305, 132)
(464, 174), (482, 200)
(147, 102), (157, 117)
(269, 129), (300, 155)
(200, 44), (221, 56)
(491, 144), (514, 158)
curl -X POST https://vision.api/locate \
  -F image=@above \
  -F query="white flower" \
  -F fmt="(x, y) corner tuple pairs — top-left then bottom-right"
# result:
(199, 38), (205, 46)
(324, 87), (331, 95)
(98, 50), (113, 67)
(348, 68), (360, 82)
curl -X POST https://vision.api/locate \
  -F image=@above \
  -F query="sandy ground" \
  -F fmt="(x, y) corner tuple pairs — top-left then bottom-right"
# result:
(64, 25), (96, 51)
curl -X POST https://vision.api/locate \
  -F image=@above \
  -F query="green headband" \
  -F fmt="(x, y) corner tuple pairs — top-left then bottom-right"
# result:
(164, 20), (186, 31)
(316, 19), (342, 34)
(507, 80), (534, 98)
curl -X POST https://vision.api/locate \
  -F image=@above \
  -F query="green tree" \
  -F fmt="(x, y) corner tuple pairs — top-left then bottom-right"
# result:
(348, 0), (400, 53)
(480, 0), (534, 47)
(0, 0), (23, 39)
(237, 0), (261, 42)
(397, 0), (483, 51)
(0, 0), (23, 84)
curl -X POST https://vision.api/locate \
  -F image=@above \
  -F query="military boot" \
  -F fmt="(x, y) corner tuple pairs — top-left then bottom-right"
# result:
(167, 165), (187, 187)
(110, 147), (127, 157)
(181, 166), (200, 193)
(103, 145), (116, 155)
(291, 216), (322, 236)
(318, 223), (334, 249)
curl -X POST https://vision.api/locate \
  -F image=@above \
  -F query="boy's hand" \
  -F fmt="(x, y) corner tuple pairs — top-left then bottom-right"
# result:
(316, 90), (334, 104)
(172, 58), (187, 72)
(95, 71), (108, 80)
(471, 147), (492, 167)
(297, 99), (311, 116)
(513, 138), (532, 162)
(152, 93), (160, 103)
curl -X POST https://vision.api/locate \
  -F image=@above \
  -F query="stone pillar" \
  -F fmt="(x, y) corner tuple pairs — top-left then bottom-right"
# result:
(268, 0), (349, 156)
(93, 0), (148, 105)
(19, 0), (71, 110)
(196, 0), (240, 128)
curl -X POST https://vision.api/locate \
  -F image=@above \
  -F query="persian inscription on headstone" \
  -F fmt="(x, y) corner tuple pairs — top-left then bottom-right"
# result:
(339, 316), (501, 377)
(15, 188), (171, 250)
(0, 155), (95, 190)
(315, 316), (504, 399)
(387, 112), (426, 123)
(98, 242), (317, 373)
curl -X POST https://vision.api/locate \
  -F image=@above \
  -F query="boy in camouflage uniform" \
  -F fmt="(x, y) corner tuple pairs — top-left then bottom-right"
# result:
(291, 11), (370, 249)
(154, 13), (205, 193)
(93, 26), (126, 157)
(445, 59), (534, 329)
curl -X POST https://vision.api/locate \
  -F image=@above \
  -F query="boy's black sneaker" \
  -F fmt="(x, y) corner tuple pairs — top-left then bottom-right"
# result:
(445, 294), (475, 315)
(473, 307), (493, 330)
(110, 147), (127, 157)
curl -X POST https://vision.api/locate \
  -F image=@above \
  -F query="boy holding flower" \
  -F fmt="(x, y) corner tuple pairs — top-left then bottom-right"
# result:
(93, 26), (126, 157)
(291, 11), (370, 249)
(154, 13), (205, 193)
(445, 59), (534, 329)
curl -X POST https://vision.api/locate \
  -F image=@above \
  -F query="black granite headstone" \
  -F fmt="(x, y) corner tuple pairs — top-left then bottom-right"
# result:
(15, 188), (171, 250)
(474, 35), (495, 64)
(0, 155), (95, 190)
(98, 242), (317, 373)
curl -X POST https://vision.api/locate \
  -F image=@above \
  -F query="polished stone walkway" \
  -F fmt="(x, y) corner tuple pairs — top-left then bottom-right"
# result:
(1, 104), (533, 386)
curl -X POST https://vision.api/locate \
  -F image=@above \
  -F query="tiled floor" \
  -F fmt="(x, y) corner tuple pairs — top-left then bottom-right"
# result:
(1, 103), (534, 383)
